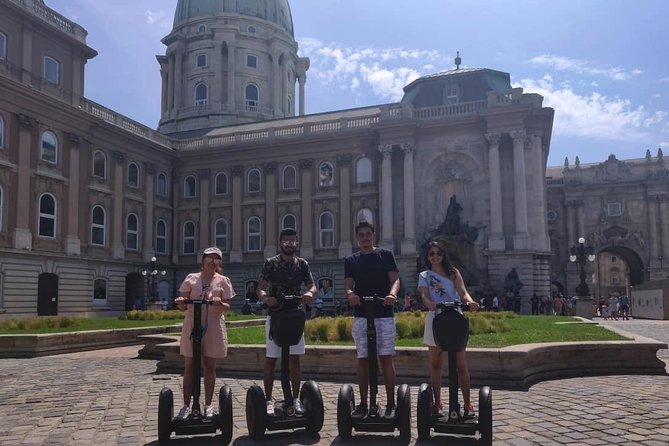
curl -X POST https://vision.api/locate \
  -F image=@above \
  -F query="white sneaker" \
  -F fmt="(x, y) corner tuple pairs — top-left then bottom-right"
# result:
(266, 400), (275, 417)
(293, 398), (305, 415)
(177, 405), (190, 421)
(205, 405), (215, 419)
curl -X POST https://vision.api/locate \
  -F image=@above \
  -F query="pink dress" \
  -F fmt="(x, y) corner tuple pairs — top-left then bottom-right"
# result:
(179, 272), (235, 358)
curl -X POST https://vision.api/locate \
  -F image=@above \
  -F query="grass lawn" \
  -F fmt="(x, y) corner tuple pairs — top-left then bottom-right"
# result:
(226, 314), (628, 348)
(0, 312), (263, 334)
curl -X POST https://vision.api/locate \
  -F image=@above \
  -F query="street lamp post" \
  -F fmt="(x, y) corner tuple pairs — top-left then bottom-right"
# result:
(569, 237), (596, 318)
(142, 256), (166, 308)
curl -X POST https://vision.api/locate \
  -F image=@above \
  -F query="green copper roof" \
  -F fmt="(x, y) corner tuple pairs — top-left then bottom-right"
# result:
(173, 0), (294, 36)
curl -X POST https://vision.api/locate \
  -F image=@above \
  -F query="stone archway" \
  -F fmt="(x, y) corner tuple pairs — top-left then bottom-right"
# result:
(594, 245), (644, 299)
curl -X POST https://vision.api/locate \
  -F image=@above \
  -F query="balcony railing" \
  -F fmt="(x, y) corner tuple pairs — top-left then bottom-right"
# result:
(8, 0), (88, 43)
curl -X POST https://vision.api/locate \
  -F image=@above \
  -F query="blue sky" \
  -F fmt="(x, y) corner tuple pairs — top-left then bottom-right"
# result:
(47, 0), (668, 167)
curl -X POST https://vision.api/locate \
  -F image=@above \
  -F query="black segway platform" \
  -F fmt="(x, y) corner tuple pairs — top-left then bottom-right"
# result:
(245, 295), (324, 441)
(416, 302), (492, 445)
(337, 295), (411, 440)
(158, 299), (233, 445)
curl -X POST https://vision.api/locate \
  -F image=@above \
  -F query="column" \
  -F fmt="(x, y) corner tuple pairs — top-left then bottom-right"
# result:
(198, 169), (211, 252)
(264, 163), (278, 258)
(511, 130), (529, 249)
(14, 115), (34, 249)
(660, 198), (669, 263)
(65, 133), (81, 255)
(171, 171), (180, 265)
(21, 24), (33, 85)
(378, 144), (394, 251)
(160, 64), (168, 116)
(71, 57), (83, 105)
(167, 53), (174, 115)
(298, 74), (306, 116)
(143, 163), (156, 260)
(566, 201), (575, 245)
(211, 43), (223, 106)
(648, 195), (659, 261)
(227, 42), (236, 112)
(575, 200), (585, 242)
(401, 143), (416, 255)
(533, 135), (550, 251)
(486, 133), (504, 250)
(229, 166), (243, 263)
(271, 49), (280, 115)
(299, 159), (314, 259)
(174, 49), (183, 113)
(337, 154), (352, 258)
(111, 151), (126, 259)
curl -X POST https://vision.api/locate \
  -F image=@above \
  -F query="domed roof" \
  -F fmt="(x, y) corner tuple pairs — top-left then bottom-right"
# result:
(173, 0), (294, 36)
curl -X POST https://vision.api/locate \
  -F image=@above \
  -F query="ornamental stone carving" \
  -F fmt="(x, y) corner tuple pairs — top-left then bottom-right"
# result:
(299, 158), (314, 169)
(337, 154), (352, 165)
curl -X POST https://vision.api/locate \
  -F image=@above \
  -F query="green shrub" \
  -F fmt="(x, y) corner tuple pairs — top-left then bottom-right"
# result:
(305, 318), (331, 342)
(335, 317), (352, 341)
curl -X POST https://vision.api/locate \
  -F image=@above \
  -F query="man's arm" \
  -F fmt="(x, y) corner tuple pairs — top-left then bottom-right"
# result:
(345, 277), (360, 306)
(385, 270), (400, 306)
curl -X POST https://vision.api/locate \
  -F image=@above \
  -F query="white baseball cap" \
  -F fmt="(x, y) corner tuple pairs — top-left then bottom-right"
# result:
(202, 247), (223, 259)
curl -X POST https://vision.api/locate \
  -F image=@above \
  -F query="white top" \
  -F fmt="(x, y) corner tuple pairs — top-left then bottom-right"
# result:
(418, 270), (461, 304)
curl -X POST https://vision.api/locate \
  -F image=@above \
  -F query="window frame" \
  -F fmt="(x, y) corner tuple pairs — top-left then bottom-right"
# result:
(282, 165), (297, 190)
(356, 157), (372, 183)
(196, 53), (207, 68)
(0, 31), (6, 61)
(91, 205), (106, 246)
(245, 84), (259, 111)
(126, 213), (139, 251)
(156, 173), (168, 197)
(93, 278), (107, 305)
(319, 211), (335, 248)
(156, 219), (167, 254)
(92, 151), (106, 179)
(247, 168), (261, 193)
(40, 130), (58, 164)
(281, 214), (297, 232)
(0, 114), (5, 149)
(607, 202), (622, 217)
(214, 172), (228, 195)
(43, 55), (60, 84)
(182, 221), (196, 254)
(38, 193), (57, 239)
(127, 162), (140, 189)
(214, 218), (228, 252)
(318, 161), (335, 187)
(184, 175), (197, 198)
(195, 82), (208, 106)
(247, 54), (258, 68)
(247, 216), (262, 252)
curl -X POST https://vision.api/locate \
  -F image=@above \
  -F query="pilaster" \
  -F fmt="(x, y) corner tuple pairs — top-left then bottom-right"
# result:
(143, 163), (156, 260)
(111, 151), (125, 259)
(400, 143), (416, 255)
(511, 130), (529, 249)
(337, 154), (352, 258)
(299, 159), (314, 259)
(198, 169), (211, 251)
(264, 162), (278, 258)
(14, 114), (33, 249)
(486, 133), (504, 251)
(229, 165), (243, 263)
(378, 144), (394, 251)
(65, 132), (81, 255)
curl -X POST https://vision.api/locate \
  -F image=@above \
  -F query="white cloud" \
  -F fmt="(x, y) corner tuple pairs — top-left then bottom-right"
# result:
(660, 77), (669, 83)
(530, 54), (642, 81)
(518, 77), (668, 141)
(298, 38), (448, 102)
(145, 10), (171, 29)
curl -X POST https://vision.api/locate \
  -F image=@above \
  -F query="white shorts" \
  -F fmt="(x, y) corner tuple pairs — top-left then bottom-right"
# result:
(265, 316), (306, 359)
(423, 310), (437, 347)
(351, 317), (396, 358)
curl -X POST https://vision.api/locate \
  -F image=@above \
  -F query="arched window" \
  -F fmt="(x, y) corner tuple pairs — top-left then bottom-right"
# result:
(156, 220), (167, 254)
(0, 31), (6, 61)
(184, 175), (197, 198)
(126, 213), (139, 250)
(214, 218), (228, 252)
(195, 83), (208, 105)
(183, 221), (196, 254)
(247, 168), (261, 193)
(214, 172), (228, 195)
(247, 216), (261, 251)
(281, 214), (296, 231)
(41, 130), (58, 163)
(93, 278), (107, 303)
(91, 205), (106, 246)
(43, 56), (60, 84)
(318, 161), (334, 187)
(197, 24), (206, 33)
(319, 212), (334, 248)
(92, 151), (106, 178)
(356, 208), (374, 225)
(127, 162), (139, 188)
(38, 193), (56, 238)
(245, 84), (259, 111)
(356, 157), (372, 183)
(282, 165), (296, 190)
(156, 173), (167, 197)
(0, 114), (5, 149)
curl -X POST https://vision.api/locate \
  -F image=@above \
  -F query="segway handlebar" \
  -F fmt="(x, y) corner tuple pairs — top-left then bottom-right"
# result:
(180, 298), (225, 306)
(360, 295), (386, 302)
(435, 301), (472, 311)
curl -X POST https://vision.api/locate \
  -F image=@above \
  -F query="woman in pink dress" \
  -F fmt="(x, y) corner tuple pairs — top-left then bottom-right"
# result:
(174, 247), (235, 420)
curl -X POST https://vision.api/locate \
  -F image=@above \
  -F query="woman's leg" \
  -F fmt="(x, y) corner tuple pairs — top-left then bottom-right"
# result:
(183, 356), (194, 405)
(203, 356), (217, 406)
(428, 346), (444, 405)
(456, 350), (471, 406)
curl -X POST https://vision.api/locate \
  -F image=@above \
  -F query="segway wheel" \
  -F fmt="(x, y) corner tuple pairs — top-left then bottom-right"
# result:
(158, 387), (174, 445)
(478, 386), (493, 445)
(336, 384), (355, 440)
(396, 384), (411, 440)
(218, 385), (233, 445)
(300, 380), (324, 435)
(417, 383), (433, 441)
(245, 385), (267, 441)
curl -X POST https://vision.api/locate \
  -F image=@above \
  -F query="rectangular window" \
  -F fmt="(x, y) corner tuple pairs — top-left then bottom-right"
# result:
(196, 54), (207, 67)
(44, 56), (60, 84)
(247, 55), (257, 68)
(0, 32), (6, 61)
(607, 202), (622, 217)
(93, 278), (107, 305)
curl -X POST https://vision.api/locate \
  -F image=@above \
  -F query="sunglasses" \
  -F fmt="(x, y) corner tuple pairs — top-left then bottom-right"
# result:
(428, 251), (443, 257)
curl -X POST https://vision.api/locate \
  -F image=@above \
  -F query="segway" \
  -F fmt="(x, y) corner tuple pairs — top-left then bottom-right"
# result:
(245, 295), (324, 440)
(337, 295), (411, 440)
(416, 302), (492, 445)
(158, 299), (233, 445)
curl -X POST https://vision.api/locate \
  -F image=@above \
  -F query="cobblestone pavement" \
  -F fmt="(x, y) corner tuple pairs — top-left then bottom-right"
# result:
(0, 319), (667, 446)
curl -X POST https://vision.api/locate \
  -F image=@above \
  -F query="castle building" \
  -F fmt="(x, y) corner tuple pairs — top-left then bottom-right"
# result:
(1, 0), (663, 319)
